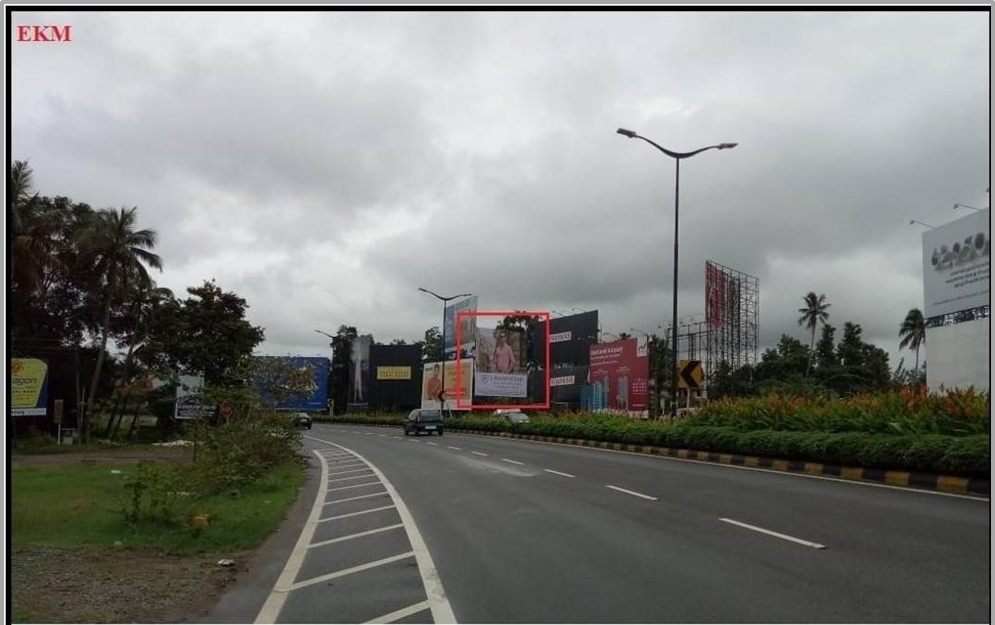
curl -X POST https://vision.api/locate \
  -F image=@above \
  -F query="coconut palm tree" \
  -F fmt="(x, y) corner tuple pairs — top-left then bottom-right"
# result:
(899, 308), (926, 384)
(9, 161), (64, 294)
(77, 207), (162, 442)
(797, 292), (831, 377)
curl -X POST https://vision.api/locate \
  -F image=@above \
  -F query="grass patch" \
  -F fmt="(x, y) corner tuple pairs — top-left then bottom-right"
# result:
(12, 461), (306, 554)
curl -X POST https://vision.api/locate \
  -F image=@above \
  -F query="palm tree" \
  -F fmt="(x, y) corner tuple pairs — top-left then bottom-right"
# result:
(77, 207), (163, 442)
(9, 161), (64, 294)
(797, 292), (831, 377)
(898, 308), (926, 384)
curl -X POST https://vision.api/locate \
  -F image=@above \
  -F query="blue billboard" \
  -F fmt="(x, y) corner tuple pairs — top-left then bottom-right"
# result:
(252, 356), (330, 412)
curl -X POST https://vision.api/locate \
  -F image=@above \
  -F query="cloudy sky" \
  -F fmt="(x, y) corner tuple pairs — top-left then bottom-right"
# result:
(10, 10), (990, 368)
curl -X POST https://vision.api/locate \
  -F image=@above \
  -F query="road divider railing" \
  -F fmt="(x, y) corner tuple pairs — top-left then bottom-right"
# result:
(313, 416), (989, 497)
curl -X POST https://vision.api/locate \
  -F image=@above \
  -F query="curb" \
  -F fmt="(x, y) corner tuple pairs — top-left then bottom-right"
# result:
(314, 420), (990, 498)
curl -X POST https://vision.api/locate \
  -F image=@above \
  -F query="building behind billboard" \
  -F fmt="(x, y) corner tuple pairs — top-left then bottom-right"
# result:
(921, 208), (990, 391)
(369, 344), (423, 411)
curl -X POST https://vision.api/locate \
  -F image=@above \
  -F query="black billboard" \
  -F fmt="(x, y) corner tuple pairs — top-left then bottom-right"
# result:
(532, 310), (599, 368)
(530, 310), (598, 408)
(368, 344), (423, 412)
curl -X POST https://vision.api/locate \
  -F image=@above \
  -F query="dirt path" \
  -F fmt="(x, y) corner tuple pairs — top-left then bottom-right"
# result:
(12, 546), (250, 623)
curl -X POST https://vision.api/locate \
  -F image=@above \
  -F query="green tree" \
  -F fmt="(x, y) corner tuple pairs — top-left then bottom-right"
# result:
(139, 280), (265, 386)
(9, 161), (65, 294)
(898, 308), (926, 382)
(330, 325), (358, 415)
(814, 323), (838, 369)
(797, 292), (831, 377)
(421, 326), (442, 362)
(838, 322), (864, 367)
(77, 207), (163, 442)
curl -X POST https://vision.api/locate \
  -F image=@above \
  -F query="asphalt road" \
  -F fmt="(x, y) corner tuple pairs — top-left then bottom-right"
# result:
(247, 422), (989, 624)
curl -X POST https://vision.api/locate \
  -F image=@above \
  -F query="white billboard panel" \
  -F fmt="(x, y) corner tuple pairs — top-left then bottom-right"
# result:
(922, 208), (990, 318)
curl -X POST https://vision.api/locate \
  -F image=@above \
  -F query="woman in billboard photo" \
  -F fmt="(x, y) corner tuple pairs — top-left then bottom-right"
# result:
(495, 332), (516, 373)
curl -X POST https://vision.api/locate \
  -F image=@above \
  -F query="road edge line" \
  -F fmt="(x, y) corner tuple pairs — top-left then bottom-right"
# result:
(254, 448), (329, 624)
(305, 435), (458, 624)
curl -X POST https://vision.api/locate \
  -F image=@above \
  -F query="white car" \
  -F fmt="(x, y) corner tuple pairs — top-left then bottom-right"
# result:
(493, 409), (529, 423)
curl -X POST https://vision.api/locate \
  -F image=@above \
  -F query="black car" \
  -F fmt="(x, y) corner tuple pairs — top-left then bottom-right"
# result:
(404, 409), (444, 436)
(292, 412), (313, 429)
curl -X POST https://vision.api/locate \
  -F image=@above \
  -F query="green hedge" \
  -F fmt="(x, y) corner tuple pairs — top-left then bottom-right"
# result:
(321, 414), (989, 477)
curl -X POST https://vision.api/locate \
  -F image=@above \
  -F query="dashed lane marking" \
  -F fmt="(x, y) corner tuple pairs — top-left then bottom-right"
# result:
(719, 517), (827, 549)
(606, 485), (658, 501)
(543, 469), (575, 478)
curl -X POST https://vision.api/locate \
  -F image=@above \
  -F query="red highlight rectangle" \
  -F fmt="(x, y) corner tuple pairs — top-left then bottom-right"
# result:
(455, 310), (550, 411)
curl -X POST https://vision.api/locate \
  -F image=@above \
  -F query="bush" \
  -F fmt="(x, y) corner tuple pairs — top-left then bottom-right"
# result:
(121, 461), (192, 525)
(324, 408), (989, 476)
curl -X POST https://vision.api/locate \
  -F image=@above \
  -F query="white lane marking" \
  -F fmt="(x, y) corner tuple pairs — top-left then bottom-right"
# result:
(305, 435), (457, 624)
(408, 439), (421, 443)
(464, 433), (992, 503)
(328, 467), (373, 476)
(719, 518), (827, 549)
(328, 473), (377, 483)
(253, 449), (329, 623)
(447, 446), (462, 451)
(308, 523), (405, 549)
(544, 469), (575, 478)
(379, 434), (387, 437)
(427, 442), (439, 446)
(324, 491), (389, 506)
(501, 458), (524, 466)
(326, 481), (383, 492)
(471, 451), (489, 457)
(364, 599), (431, 624)
(289, 552), (415, 591)
(606, 485), (658, 501)
(319, 505), (396, 523)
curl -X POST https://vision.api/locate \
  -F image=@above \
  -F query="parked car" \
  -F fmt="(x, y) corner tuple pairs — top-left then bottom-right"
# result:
(404, 409), (444, 436)
(494, 409), (529, 423)
(292, 412), (313, 429)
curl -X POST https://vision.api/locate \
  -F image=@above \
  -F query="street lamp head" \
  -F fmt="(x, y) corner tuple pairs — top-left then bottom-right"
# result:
(616, 127), (638, 139)
(417, 287), (430, 294)
(718, 143), (738, 150)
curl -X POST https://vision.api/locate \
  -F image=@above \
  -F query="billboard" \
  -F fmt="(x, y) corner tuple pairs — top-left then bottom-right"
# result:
(421, 359), (474, 411)
(588, 338), (649, 413)
(922, 208), (990, 318)
(175, 374), (213, 419)
(532, 310), (599, 368)
(348, 335), (373, 410)
(369, 344), (423, 410)
(474, 326), (527, 398)
(251, 357), (331, 412)
(11, 358), (48, 416)
(444, 296), (477, 359)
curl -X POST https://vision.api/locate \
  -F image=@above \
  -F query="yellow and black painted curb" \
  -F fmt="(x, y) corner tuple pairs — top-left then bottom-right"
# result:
(316, 420), (990, 497)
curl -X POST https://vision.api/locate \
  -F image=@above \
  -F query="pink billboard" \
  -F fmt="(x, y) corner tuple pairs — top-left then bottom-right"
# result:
(588, 338), (649, 413)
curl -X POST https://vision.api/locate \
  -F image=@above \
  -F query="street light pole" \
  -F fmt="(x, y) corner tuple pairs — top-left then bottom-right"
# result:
(617, 128), (736, 417)
(418, 287), (473, 412)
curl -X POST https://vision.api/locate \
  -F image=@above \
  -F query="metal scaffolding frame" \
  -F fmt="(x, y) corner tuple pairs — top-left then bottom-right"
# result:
(705, 260), (759, 381)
